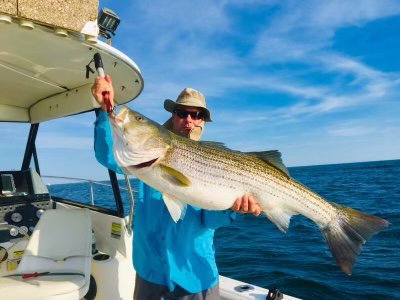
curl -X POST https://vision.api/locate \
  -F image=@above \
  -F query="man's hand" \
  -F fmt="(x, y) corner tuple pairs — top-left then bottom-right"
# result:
(91, 74), (115, 112)
(231, 194), (261, 216)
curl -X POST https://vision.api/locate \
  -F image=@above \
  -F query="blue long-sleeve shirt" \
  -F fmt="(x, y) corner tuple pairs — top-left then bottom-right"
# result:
(94, 110), (235, 293)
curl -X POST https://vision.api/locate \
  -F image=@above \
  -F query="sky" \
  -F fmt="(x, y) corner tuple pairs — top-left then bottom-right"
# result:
(2, 0), (400, 180)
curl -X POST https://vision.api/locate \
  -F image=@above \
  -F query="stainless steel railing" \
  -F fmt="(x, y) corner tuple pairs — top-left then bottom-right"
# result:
(42, 175), (135, 231)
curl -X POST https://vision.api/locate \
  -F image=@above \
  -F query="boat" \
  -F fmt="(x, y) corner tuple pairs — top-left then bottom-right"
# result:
(0, 2), (300, 299)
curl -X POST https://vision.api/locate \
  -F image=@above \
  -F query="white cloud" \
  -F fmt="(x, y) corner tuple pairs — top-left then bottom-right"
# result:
(328, 126), (376, 137)
(307, 0), (400, 28)
(252, 0), (400, 62)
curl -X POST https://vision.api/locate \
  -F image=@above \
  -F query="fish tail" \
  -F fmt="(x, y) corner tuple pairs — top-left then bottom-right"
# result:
(321, 204), (390, 275)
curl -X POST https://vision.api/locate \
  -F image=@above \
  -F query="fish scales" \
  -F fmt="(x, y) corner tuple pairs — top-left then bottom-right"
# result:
(169, 139), (277, 192)
(168, 135), (336, 225)
(196, 141), (324, 214)
(110, 106), (390, 275)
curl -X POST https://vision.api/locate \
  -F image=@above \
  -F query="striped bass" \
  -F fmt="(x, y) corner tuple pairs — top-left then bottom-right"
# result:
(110, 105), (389, 275)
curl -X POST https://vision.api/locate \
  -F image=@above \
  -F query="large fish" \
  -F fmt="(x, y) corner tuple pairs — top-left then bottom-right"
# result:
(110, 105), (389, 275)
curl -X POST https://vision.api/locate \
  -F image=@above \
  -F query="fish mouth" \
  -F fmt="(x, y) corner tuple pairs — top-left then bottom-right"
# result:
(116, 105), (130, 119)
(109, 106), (129, 125)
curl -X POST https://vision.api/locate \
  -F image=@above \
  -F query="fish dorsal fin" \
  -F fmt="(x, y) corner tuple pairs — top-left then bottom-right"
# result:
(197, 141), (229, 150)
(159, 164), (192, 186)
(246, 150), (290, 177)
(162, 193), (187, 222)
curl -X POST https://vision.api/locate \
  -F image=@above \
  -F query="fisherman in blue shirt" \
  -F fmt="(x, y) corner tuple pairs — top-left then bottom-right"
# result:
(92, 75), (261, 300)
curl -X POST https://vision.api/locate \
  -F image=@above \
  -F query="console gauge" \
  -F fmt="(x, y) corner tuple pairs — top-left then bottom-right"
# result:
(20, 226), (28, 234)
(9, 227), (19, 237)
(11, 212), (22, 223)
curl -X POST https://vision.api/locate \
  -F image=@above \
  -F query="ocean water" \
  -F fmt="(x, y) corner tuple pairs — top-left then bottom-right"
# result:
(215, 160), (400, 300)
(47, 159), (400, 300)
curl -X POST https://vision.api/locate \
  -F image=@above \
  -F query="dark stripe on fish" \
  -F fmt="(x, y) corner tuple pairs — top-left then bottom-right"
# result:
(133, 158), (158, 168)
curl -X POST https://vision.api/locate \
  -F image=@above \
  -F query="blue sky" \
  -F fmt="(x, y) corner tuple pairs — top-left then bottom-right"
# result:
(3, 0), (400, 180)
(101, 1), (400, 163)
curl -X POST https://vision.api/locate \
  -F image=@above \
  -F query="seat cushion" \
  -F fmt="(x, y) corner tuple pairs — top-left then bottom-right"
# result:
(25, 209), (92, 261)
(0, 274), (87, 300)
(0, 209), (92, 299)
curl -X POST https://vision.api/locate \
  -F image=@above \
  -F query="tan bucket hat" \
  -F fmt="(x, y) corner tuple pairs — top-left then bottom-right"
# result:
(164, 87), (212, 122)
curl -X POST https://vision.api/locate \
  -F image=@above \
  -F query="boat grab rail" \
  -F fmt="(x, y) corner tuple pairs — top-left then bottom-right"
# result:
(41, 175), (134, 232)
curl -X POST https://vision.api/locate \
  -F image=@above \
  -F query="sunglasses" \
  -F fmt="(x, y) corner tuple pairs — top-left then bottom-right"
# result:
(173, 108), (205, 120)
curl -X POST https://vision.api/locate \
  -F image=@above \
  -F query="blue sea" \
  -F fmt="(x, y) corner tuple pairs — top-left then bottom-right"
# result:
(48, 159), (400, 300)
(215, 160), (400, 300)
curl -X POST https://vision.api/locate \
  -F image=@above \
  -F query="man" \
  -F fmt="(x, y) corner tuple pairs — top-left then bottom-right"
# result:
(91, 75), (260, 300)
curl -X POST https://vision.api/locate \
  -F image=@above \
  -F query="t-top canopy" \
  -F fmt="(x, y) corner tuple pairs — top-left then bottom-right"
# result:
(0, 17), (143, 123)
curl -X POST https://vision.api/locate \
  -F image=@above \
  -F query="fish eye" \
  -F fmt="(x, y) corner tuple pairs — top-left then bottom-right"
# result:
(135, 115), (143, 121)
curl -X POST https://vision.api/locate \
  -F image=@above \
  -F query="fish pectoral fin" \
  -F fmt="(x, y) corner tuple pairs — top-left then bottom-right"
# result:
(159, 164), (191, 186)
(162, 193), (187, 222)
(264, 208), (296, 233)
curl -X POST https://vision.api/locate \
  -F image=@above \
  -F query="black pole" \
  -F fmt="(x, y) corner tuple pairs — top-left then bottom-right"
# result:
(32, 145), (40, 175)
(94, 109), (124, 217)
(93, 54), (123, 216)
(108, 169), (124, 217)
(21, 123), (39, 171)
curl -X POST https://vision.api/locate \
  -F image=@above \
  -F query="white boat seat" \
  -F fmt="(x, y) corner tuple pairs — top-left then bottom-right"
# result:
(0, 208), (92, 300)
